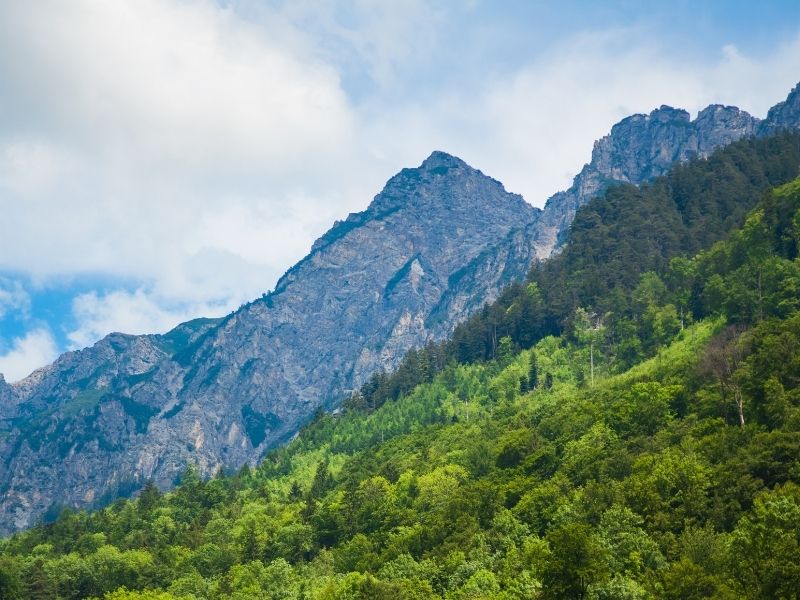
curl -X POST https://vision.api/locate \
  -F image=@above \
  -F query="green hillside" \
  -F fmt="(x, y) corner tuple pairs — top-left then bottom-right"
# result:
(2, 145), (800, 599)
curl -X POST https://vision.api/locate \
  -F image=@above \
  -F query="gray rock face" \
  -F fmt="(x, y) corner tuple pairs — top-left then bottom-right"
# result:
(537, 83), (800, 255)
(0, 152), (543, 532)
(0, 374), (20, 421)
(759, 82), (800, 136)
(2, 82), (799, 533)
(536, 103), (760, 253)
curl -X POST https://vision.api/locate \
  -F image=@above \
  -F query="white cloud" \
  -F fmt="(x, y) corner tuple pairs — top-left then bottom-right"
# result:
(0, 278), (31, 320)
(360, 29), (800, 205)
(67, 287), (239, 350)
(0, 1), (355, 174)
(0, 0), (371, 289)
(0, 329), (59, 383)
(0, 1), (799, 368)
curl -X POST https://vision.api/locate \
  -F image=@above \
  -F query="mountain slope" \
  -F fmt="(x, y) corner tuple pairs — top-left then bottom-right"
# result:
(0, 152), (541, 533)
(3, 173), (799, 600)
(2, 83), (800, 533)
(338, 131), (800, 420)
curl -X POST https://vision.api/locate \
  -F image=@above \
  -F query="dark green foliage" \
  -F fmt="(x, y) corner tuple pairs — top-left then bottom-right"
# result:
(545, 372), (554, 391)
(528, 350), (539, 390)
(136, 481), (161, 516)
(0, 556), (22, 600)
(533, 131), (800, 347)
(542, 524), (609, 599)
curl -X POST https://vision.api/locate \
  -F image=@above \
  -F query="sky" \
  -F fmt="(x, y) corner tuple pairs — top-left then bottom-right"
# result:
(1, 0), (800, 382)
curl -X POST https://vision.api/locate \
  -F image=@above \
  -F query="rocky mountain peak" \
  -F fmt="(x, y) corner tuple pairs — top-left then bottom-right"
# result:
(308, 151), (530, 257)
(650, 105), (691, 123)
(536, 92), (779, 255)
(694, 104), (758, 155)
(420, 150), (469, 171)
(760, 82), (800, 135)
(380, 150), (514, 209)
(0, 152), (543, 533)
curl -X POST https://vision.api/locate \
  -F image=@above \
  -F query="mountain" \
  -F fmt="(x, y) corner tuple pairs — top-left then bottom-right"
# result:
(0, 152), (541, 533)
(348, 131), (800, 418)
(537, 82), (800, 254)
(2, 158), (799, 600)
(1, 83), (800, 533)
(759, 81), (800, 135)
(0, 375), (20, 421)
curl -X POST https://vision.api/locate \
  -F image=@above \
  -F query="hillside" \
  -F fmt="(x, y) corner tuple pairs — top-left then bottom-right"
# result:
(1, 82), (799, 534)
(0, 153), (542, 534)
(1, 156), (799, 599)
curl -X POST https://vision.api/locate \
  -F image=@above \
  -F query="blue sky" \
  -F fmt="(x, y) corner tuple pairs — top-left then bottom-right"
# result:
(1, 0), (800, 381)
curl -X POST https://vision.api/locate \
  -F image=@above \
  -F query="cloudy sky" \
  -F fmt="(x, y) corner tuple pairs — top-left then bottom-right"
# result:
(1, 0), (799, 381)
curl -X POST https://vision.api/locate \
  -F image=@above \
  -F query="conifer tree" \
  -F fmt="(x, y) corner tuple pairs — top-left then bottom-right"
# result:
(528, 350), (539, 390)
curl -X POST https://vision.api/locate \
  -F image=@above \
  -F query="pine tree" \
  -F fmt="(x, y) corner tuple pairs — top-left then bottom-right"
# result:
(137, 480), (161, 515)
(545, 372), (554, 391)
(528, 350), (539, 390)
(289, 481), (303, 501)
(309, 459), (332, 499)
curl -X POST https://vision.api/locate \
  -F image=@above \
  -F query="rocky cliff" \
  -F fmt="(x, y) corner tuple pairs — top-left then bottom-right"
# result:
(1, 82), (799, 533)
(759, 82), (800, 136)
(537, 83), (800, 253)
(536, 103), (760, 252)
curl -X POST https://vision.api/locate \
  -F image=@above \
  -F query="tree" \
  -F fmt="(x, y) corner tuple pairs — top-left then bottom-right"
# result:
(23, 558), (54, 600)
(658, 559), (725, 600)
(0, 556), (22, 600)
(528, 350), (539, 390)
(665, 257), (696, 329)
(728, 488), (800, 599)
(574, 308), (606, 387)
(137, 480), (161, 516)
(543, 523), (609, 600)
(309, 459), (333, 499)
(289, 481), (303, 501)
(699, 325), (748, 426)
(497, 335), (516, 366)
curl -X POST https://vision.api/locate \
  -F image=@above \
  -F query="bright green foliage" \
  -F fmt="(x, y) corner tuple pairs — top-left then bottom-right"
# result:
(728, 485), (800, 599)
(2, 153), (800, 599)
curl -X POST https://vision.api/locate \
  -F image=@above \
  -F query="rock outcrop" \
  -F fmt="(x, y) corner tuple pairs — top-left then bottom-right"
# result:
(536, 104), (760, 252)
(759, 82), (800, 136)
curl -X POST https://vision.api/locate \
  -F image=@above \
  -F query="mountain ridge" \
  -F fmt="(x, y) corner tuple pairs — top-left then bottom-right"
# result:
(1, 82), (800, 532)
(535, 100), (762, 253)
(0, 150), (542, 532)
(2, 142), (799, 600)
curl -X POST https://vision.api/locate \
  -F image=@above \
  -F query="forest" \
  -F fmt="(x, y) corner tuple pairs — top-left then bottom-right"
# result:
(1, 133), (799, 599)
